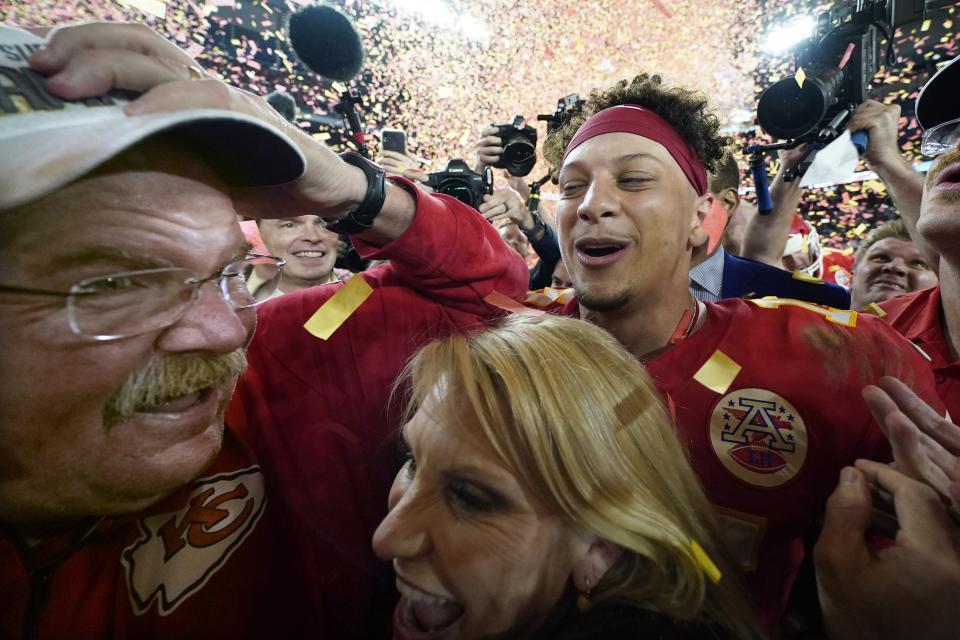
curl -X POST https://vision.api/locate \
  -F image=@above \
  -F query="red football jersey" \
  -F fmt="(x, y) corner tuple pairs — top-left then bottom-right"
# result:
(0, 432), (314, 639)
(534, 294), (943, 630)
(880, 285), (960, 420)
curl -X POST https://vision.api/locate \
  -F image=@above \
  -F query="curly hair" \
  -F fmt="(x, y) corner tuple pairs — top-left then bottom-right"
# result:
(541, 73), (729, 180)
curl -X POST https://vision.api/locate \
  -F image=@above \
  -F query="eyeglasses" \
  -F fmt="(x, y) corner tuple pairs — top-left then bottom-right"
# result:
(0, 254), (285, 341)
(922, 117), (960, 158)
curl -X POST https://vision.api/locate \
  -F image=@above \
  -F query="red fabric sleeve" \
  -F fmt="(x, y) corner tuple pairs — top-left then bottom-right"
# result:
(225, 180), (528, 638)
(351, 177), (529, 310)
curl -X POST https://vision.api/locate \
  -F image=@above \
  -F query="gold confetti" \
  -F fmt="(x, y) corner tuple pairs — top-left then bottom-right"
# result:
(792, 271), (824, 284)
(862, 302), (887, 318)
(794, 66), (807, 89)
(693, 350), (741, 395)
(302, 275), (374, 340)
(690, 540), (722, 584)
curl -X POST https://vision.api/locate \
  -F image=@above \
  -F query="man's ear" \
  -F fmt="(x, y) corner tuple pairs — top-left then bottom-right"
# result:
(688, 193), (712, 251)
(720, 187), (740, 214)
(571, 537), (624, 592)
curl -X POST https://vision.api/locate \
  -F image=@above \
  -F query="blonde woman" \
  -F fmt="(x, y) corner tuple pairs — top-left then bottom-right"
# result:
(373, 314), (763, 639)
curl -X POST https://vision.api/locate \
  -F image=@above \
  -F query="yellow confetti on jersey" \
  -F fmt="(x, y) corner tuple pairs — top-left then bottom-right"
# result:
(693, 350), (742, 395)
(303, 275), (374, 340)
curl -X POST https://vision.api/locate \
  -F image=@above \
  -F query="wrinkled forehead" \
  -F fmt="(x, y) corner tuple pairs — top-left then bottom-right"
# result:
(2, 163), (243, 275)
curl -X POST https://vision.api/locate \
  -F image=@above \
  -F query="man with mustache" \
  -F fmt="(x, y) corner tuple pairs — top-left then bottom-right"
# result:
(0, 23), (524, 639)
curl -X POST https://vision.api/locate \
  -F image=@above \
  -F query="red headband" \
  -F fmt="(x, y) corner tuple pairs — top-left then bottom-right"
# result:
(562, 104), (707, 196)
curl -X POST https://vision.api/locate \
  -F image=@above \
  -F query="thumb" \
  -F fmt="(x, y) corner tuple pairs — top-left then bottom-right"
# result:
(814, 467), (873, 582)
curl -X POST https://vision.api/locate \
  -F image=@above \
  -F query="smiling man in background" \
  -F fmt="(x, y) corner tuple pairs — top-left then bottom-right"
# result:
(252, 214), (342, 298)
(849, 218), (938, 311)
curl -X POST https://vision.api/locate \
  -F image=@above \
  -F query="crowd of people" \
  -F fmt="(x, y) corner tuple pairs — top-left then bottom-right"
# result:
(1, 15), (959, 640)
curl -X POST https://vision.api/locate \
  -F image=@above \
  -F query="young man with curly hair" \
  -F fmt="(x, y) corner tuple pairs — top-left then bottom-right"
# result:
(534, 74), (944, 635)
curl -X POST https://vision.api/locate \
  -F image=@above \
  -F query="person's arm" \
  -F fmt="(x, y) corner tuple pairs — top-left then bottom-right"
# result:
(740, 146), (807, 267)
(527, 224), (561, 290)
(351, 181), (529, 313)
(814, 461), (960, 640)
(33, 22), (528, 309)
(31, 23), (415, 248)
(861, 375), (960, 517)
(847, 100), (938, 272)
(473, 125), (502, 173)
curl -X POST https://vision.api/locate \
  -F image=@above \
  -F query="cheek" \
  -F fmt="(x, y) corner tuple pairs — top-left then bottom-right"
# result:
(913, 269), (939, 289)
(438, 517), (574, 629)
(238, 307), (257, 346)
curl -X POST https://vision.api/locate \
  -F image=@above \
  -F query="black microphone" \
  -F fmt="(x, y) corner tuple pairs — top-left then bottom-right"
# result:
(288, 4), (364, 82)
(264, 90), (297, 123)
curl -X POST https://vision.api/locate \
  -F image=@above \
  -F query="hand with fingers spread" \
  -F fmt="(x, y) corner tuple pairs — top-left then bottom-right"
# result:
(478, 187), (532, 230)
(814, 462), (960, 640)
(377, 150), (434, 192)
(862, 376), (960, 514)
(27, 22), (415, 235)
(473, 125), (503, 173)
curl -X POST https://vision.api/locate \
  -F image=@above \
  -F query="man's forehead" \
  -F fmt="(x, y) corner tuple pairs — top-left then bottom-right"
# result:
(562, 132), (673, 168)
(869, 237), (916, 254)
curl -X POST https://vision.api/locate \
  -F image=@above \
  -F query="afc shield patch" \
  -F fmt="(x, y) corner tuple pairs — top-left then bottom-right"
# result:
(121, 466), (266, 616)
(710, 388), (807, 488)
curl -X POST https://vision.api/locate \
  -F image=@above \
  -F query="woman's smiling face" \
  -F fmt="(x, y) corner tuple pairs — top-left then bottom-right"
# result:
(372, 392), (589, 640)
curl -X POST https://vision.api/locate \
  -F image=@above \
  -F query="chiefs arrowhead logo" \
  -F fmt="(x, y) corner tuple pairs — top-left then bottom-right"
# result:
(710, 388), (807, 488)
(122, 467), (266, 616)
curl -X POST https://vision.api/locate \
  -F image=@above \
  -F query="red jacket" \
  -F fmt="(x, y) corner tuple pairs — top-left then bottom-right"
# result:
(0, 433), (314, 639)
(227, 182), (528, 637)
(0, 184), (526, 640)
(880, 286), (960, 419)
(528, 293), (943, 631)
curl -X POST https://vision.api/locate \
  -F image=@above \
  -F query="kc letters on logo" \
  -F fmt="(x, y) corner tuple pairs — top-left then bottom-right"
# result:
(122, 467), (266, 615)
(710, 388), (808, 488)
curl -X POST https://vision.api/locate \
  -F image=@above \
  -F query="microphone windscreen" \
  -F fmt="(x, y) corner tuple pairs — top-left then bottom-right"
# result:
(288, 5), (364, 82)
(264, 90), (297, 123)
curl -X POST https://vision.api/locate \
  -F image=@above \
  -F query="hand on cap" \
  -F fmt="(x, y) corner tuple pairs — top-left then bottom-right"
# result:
(814, 462), (960, 640)
(473, 125), (502, 173)
(862, 376), (960, 518)
(28, 22), (374, 222)
(478, 187), (532, 229)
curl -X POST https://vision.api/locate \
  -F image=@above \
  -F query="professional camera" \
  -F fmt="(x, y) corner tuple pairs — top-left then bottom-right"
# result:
(492, 116), (538, 177)
(425, 159), (494, 210)
(756, 0), (926, 143)
(538, 93), (586, 134)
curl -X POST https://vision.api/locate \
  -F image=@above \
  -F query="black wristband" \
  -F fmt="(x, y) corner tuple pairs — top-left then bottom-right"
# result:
(521, 209), (546, 239)
(321, 151), (387, 235)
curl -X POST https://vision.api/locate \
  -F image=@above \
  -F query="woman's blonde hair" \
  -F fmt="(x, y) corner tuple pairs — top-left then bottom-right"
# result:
(399, 314), (763, 639)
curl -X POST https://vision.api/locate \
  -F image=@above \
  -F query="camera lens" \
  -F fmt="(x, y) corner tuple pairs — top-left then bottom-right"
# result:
(502, 138), (537, 177)
(757, 67), (844, 140)
(439, 179), (477, 208)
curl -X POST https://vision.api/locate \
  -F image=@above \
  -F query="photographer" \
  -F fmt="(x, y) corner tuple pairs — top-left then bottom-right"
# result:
(474, 125), (562, 290)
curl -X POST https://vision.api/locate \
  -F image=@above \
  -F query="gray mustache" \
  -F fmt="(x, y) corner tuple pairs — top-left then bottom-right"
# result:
(104, 349), (247, 426)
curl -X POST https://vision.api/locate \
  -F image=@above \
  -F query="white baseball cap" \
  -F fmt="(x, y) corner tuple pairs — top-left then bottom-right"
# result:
(0, 24), (305, 211)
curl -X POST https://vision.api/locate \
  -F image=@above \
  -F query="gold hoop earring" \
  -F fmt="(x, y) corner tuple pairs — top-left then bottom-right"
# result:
(576, 577), (592, 612)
